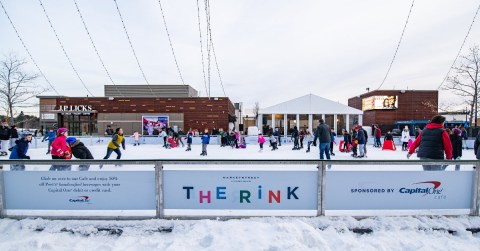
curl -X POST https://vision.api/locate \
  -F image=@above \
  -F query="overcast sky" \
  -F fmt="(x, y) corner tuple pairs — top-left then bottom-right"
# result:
(1, 0), (479, 115)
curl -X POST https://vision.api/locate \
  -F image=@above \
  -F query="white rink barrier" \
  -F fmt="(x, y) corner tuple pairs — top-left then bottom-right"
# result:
(0, 159), (479, 219)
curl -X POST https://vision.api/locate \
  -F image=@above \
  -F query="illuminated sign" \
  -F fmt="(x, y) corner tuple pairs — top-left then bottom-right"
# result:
(56, 105), (93, 112)
(362, 96), (398, 111)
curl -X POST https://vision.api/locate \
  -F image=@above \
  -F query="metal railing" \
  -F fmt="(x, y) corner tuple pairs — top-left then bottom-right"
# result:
(0, 159), (479, 219)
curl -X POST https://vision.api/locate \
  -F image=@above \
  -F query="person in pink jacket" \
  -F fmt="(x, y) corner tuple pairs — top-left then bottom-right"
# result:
(258, 133), (266, 152)
(50, 128), (71, 160)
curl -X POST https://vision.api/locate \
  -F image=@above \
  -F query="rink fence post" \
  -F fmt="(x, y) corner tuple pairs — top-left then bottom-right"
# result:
(0, 167), (4, 218)
(155, 161), (164, 219)
(317, 161), (326, 216)
(472, 161), (480, 216)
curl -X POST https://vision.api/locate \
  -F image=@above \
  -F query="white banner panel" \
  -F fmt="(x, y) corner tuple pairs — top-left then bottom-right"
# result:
(3, 171), (156, 217)
(326, 171), (474, 210)
(163, 166), (318, 216)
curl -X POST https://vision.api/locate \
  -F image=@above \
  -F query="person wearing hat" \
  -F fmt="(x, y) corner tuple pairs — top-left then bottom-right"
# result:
(9, 132), (32, 170)
(103, 128), (125, 159)
(67, 137), (94, 171)
(408, 115), (453, 171)
(50, 128), (72, 160)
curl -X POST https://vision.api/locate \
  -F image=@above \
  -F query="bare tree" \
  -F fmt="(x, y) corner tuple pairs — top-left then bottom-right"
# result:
(253, 101), (260, 125)
(0, 54), (42, 124)
(444, 45), (480, 127)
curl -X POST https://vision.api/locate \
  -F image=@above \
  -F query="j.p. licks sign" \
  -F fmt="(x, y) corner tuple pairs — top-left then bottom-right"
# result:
(163, 166), (318, 216)
(56, 105), (93, 112)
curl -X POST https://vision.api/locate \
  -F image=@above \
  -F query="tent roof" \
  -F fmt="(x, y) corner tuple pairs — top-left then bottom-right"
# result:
(258, 94), (363, 115)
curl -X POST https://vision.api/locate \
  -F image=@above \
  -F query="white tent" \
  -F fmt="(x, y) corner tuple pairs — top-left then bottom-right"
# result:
(257, 94), (363, 136)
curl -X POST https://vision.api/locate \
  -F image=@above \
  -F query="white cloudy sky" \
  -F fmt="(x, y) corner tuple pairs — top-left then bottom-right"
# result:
(1, 0), (479, 115)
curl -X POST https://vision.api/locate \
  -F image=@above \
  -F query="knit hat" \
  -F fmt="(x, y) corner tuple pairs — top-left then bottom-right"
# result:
(354, 125), (360, 130)
(57, 128), (68, 134)
(66, 137), (77, 145)
(453, 128), (462, 135)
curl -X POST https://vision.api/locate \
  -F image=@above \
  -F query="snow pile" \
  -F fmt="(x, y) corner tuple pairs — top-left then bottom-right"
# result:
(0, 216), (479, 250)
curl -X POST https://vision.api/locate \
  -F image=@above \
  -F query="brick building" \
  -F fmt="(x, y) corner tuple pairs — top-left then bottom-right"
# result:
(38, 85), (236, 136)
(348, 90), (438, 131)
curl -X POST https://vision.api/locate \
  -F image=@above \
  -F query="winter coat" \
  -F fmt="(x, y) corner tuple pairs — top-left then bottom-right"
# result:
(10, 128), (18, 139)
(51, 135), (72, 159)
(269, 135), (277, 143)
(375, 128), (382, 138)
(9, 138), (30, 159)
(108, 134), (125, 150)
(70, 140), (94, 159)
(408, 123), (453, 160)
(450, 134), (462, 159)
(330, 132), (337, 142)
(357, 129), (366, 144)
(187, 132), (193, 144)
(384, 133), (393, 141)
(202, 133), (210, 144)
(291, 128), (299, 139)
(0, 126), (11, 141)
(43, 131), (56, 142)
(474, 131), (480, 159)
(314, 123), (331, 144)
(305, 134), (314, 142)
(258, 135), (266, 144)
(401, 130), (411, 143)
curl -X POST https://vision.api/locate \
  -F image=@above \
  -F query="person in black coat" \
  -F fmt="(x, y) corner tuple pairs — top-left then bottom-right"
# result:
(9, 125), (19, 150)
(66, 137), (94, 171)
(0, 121), (11, 155)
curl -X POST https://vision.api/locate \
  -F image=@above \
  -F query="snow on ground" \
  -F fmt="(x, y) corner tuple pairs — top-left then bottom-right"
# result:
(0, 216), (480, 250)
(1, 143), (479, 250)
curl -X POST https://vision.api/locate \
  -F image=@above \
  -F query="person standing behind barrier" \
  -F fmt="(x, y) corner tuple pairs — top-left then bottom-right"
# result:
(291, 126), (300, 150)
(258, 133), (266, 152)
(186, 130), (193, 151)
(67, 137), (94, 171)
(0, 121), (11, 156)
(355, 126), (366, 158)
(313, 119), (331, 160)
(330, 128), (336, 156)
(407, 115), (453, 171)
(374, 125), (382, 148)
(274, 128), (281, 146)
(9, 133), (32, 171)
(9, 125), (18, 150)
(461, 128), (468, 149)
(42, 128), (56, 154)
(103, 128), (125, 160)
(305, 130), (314, 153)
(474, 130), (480, 160)
(451, 128), (463, 171)
(200, 128), (210, 156)
(401, 127), (411, 151)
(159, 129), (167, 148)
(51, 128), (71, 160)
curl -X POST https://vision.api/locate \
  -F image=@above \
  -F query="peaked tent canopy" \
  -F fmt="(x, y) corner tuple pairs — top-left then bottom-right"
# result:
(259, 94), (363, 115)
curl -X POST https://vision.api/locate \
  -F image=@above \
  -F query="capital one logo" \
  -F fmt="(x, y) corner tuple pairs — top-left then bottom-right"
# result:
(69, 196), (90, 203)
(399, 181), (443, 196)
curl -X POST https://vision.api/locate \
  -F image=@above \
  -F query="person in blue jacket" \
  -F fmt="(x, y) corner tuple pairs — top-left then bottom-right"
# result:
(200, 128), (210, 156)
(186, 129), (193, 151)
(42, 128), (56, 154)
(9, 133), (32, 171)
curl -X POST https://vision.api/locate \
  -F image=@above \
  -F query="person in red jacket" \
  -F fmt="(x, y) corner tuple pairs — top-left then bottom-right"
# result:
(50, 128), (72, 160)
(407, 115), (452, 171)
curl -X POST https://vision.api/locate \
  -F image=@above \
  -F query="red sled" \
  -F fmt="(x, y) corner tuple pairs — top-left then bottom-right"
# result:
(339, 140), (351, 152)
(382, 140), (396, 151)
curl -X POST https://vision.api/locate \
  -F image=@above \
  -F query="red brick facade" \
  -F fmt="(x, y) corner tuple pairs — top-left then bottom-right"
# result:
(348, 90), (438, 129)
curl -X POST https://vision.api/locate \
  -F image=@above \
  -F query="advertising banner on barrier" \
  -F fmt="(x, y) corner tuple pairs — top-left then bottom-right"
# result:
(163, 166), (318, 216)
(3, 171), (156, 212)
(326, 171), (474, 210)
